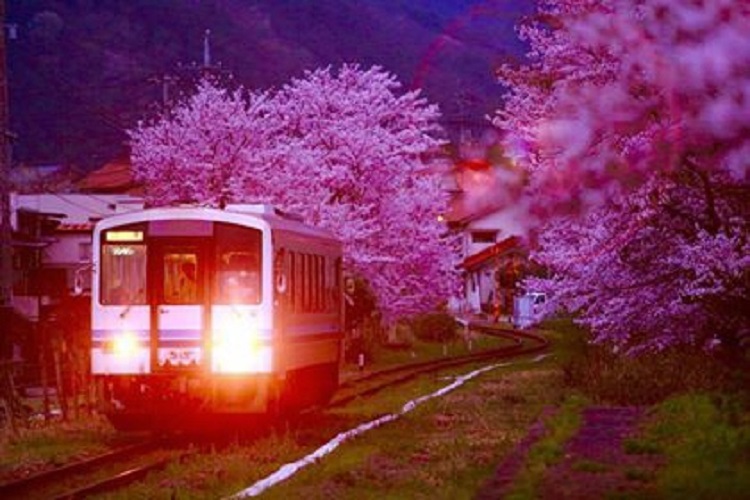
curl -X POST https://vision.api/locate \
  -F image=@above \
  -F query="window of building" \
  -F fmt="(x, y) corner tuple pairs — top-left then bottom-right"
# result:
(471, 231), (497, 244)
(79, 241), (92, 262)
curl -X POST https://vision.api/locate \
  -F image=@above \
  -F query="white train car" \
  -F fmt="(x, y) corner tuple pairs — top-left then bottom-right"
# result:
(90, 204), (343, 430)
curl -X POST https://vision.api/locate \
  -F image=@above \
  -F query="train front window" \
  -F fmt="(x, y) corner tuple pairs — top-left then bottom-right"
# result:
(163, 251), (201, 304)
(215, 224), (262, 305)
(101, 244), (147, 305)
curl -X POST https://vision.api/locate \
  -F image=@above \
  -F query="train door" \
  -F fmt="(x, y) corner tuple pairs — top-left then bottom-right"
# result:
(150, 241), (209, 370)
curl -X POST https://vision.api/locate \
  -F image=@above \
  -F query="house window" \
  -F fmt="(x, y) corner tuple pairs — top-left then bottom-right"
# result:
(79, 242), (92, 262)
(471, 231), (497, 244)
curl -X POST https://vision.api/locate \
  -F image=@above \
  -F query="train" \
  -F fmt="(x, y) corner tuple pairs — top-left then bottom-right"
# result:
(90, 204), (344, 430)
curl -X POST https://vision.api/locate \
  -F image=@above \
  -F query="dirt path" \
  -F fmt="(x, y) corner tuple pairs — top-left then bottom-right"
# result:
(477, 406), (665, 499)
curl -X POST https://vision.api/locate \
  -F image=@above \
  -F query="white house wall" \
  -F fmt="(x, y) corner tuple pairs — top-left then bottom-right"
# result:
(464, 209), (524, 257)
(44, 233), (89, 265)
(11, 193), (144, 298)
(459, 207), (525, 316)
(11, 193), (144, 228)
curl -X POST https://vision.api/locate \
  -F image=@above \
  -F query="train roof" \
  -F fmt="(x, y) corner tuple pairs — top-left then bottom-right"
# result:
(94, 204), (341, 244)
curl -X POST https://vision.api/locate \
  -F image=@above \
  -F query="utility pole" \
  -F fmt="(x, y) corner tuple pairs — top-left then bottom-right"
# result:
(0, 0), (13, 335)
(203, 29), (211, 69)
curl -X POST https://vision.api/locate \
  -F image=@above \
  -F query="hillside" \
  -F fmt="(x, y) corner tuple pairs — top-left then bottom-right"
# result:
(6, 0), (531, 169)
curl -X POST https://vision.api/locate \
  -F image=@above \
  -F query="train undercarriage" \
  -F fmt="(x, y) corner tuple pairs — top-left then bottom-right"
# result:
(96, 362), (339, 431)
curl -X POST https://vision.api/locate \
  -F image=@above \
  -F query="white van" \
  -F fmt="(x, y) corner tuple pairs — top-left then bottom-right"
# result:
(513, 292), (546, 329)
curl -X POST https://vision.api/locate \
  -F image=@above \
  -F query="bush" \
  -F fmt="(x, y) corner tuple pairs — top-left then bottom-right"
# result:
(551, 317), (734, 405)
(410, 312), (458, 343)
(570, 346), (732, 405)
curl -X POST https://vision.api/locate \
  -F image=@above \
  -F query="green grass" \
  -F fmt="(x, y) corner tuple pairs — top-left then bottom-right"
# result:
(504, 392), (588, 499)
(628, 393), (750, 499)
(340, 332), (517, 382)
(572, 459), (610, 473)
(250, 364), (566, 500)
(0, 415), (119, 480)
(86, 360), (564, 499)
(624, 467), (654, 482)
(540, 317), (734, 405)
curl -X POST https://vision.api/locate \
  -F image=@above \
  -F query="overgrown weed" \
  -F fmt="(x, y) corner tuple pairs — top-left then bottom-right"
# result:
(544, 318), (735, 404)
(629, 393), (750, 498)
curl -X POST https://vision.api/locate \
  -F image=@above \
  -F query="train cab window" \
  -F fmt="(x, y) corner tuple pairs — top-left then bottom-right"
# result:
(215, 224), (262, 305)
(163, 252), (200, 304)
(101, 243), (147, 305)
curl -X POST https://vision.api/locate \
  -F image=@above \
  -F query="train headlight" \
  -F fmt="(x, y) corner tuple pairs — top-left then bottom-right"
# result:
(106, 331), (139, 356)
(212, 317), (271, 373)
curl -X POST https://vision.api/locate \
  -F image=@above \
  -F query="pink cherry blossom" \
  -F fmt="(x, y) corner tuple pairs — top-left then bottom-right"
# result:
(130, 67), (459, 324)
(497, 0), (750, 353)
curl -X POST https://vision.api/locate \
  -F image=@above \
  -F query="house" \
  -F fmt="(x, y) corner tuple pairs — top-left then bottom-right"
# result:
(448, 201), (526, 318)
(3, 156), (145, 387)
(10, 193), (144, 320)
(443, 139), (529, 318)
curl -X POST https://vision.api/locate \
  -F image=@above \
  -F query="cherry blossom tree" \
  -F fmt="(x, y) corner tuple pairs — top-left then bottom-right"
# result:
(130, 79), (277, 208)
(496, 0), (750, 353)
(129, 66), (459, 323)
(254, 66), (458, 321)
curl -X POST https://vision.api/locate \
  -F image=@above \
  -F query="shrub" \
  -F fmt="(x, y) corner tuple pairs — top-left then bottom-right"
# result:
(634, 393), (750, 498)
(548, 317), (735, 405)
(410, 312), (458, 343)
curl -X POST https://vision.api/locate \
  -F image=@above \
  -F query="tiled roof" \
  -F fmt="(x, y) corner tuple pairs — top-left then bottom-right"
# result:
(77, 158), (141, 193)
(461, 236), (521, 270)
(57, 222), (95, 232)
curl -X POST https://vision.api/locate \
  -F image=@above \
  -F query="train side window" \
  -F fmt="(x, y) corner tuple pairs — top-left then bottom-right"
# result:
(294, 252), (304, 312)
(289, 252), (296, 311)
(302, 254), (310, 311)
(312, 255), (319, 312)
(317, 256), (325, 312)
(334, 257), (342, 312)
(215, 224), (262, 305)
(328, 256), (338, 313)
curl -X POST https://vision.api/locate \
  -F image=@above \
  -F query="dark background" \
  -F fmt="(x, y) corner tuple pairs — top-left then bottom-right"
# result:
(6, 0), (533, 170)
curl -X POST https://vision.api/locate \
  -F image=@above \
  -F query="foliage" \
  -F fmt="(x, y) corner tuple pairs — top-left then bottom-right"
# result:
(130, 66), (460, 323)
(628, 393), (750, 498)
(566, 344), (734, 406)
(548, 317), (734, 405)
(496, 0), (750, 354)
(410, 312), (458, 343)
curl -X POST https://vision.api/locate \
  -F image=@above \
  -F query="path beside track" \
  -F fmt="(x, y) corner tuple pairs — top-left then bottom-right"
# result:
(477, 406), (665, 499)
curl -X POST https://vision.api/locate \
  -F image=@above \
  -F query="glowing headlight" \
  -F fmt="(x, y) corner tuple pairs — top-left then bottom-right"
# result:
(212, 316), (271, 373)
(106, 331), (139, 356)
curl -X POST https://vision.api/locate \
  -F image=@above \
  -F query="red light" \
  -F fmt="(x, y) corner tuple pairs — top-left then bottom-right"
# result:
(458, 158), (491, 171)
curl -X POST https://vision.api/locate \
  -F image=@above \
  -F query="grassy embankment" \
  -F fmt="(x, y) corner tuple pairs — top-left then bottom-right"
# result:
(2, 317), (748, 499)
(504, 318), (750, 499)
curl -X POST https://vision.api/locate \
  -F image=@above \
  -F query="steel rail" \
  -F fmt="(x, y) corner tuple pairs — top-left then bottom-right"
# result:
(330, 323), (549, 408)
(0, 440), (159, 498)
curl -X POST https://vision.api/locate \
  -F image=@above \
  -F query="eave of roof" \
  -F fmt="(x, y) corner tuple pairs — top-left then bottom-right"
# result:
(461, 236), (522, 271)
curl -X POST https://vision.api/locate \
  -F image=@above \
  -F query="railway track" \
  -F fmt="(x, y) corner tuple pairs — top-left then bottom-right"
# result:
(0, 324), (548, 498)
(330, 322), (549, 408)
(0, 439), (191, 499)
